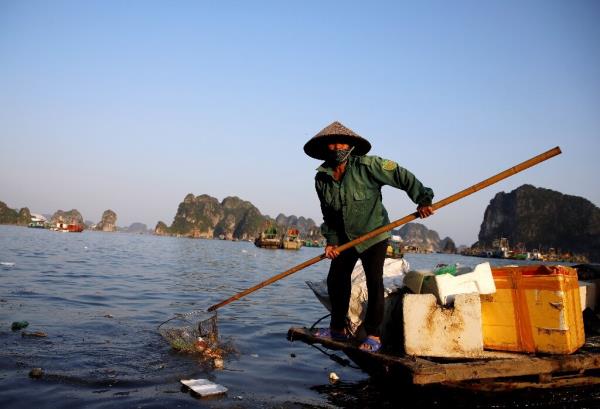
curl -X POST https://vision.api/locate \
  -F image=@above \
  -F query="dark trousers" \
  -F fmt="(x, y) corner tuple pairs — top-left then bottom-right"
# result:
(327, 239), (388, 337)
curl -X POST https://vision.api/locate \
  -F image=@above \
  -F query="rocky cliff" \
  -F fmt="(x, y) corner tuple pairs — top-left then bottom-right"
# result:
(155, 221), (169, 236)
(275, 213), (322, 240)
(166, 194), (223, 238)
(478, 184), (600, 262)
(155, 193), (322, 241)
(96, 209), (117, 232)
(216, 196), (264, 240)
(439, 237), (457, 253)
(50, 209), (84, 226)
(391, 222), (455, 253)
(0, 201), (31, 225)
(124, 222), (150, 234)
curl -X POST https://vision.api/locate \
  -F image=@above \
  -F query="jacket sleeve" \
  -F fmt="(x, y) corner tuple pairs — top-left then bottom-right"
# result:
(315, 177), (339, 246)
(365, 156), (434, 206)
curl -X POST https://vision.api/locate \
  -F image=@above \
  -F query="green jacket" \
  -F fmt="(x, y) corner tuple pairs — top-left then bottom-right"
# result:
(315, 155), (434, 253)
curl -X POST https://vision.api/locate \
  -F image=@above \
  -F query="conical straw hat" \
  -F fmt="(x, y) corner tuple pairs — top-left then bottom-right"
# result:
(303, 121), (371, 160)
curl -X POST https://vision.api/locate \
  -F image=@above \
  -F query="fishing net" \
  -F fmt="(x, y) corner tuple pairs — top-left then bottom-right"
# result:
(158, 311), (229, 359)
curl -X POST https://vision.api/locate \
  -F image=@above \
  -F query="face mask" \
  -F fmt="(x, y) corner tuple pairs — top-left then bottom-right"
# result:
(329, 146), (354, 164)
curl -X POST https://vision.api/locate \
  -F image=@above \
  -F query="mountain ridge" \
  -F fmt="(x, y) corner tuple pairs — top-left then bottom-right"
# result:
(155, 193), (323, 241)
(478, 184), (600, 261)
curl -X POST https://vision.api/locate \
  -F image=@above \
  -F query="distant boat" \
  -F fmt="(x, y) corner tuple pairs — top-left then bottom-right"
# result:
(302, 239), (323, 248)
(386, 236), (403, 258)
(52, 222), (84, 233)
(282, 228), (302, 250)
(254, 225), (281, 249)
(28, 213), (47, 229)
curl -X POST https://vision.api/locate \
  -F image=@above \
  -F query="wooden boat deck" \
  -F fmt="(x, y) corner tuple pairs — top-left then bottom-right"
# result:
(287, 327), (600, 390)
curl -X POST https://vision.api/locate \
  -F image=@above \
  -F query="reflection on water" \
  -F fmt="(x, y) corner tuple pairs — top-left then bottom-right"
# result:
(0, 225), (597, 408)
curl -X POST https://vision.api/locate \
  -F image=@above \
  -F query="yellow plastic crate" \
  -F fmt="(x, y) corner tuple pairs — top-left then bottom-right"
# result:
(481, 265), (585, 354)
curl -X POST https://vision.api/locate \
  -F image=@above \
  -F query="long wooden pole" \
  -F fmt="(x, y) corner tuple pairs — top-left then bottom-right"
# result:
(207, 146), (561, 312)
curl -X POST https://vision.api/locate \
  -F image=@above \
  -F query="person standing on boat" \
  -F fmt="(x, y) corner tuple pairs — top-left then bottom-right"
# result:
(304, 121), (434, 352)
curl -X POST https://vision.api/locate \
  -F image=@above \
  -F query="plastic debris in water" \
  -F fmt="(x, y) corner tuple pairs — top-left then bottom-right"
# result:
(202, 347), (222, 360)
(11, 321), (29, 331)
(29, 368), (44, 379)
(21, 331), (47, 338)
(329, 372), (340, 383)
(180, 378), (227, 397)
(195, 337), (208, 352)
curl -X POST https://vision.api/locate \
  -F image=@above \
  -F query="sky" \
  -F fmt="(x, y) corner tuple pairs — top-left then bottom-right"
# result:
(1, 1), (599, 246)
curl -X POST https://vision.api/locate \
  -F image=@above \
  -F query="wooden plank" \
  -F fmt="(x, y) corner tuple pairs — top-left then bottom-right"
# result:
(412, 353), (600, 384)
(288, 327), (600, 386)
(443, 373), (600, 391)
(287, 327), (433, 374)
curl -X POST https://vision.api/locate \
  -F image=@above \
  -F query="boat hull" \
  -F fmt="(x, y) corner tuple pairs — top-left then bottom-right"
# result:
(53, 223), (84, 233)
(282, 240), (302, 250)
(254, 238), (281, 249)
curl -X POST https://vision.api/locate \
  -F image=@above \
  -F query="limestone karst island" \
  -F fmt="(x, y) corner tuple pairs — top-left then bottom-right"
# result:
(1, 184), (598, 263)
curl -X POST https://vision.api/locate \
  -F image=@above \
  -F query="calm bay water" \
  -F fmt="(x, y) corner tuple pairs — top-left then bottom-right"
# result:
(0, 225), (597, 408)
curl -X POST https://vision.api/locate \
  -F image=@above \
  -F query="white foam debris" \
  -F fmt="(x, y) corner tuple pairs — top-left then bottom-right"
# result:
(180, 378), (228, 397)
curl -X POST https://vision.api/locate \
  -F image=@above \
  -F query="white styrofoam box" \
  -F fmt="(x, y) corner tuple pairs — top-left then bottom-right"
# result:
(430, 262), (496, 305)
(579, 280), (597, 311)
(180, 379), (228, 397)
(403, 293), (484, 358)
